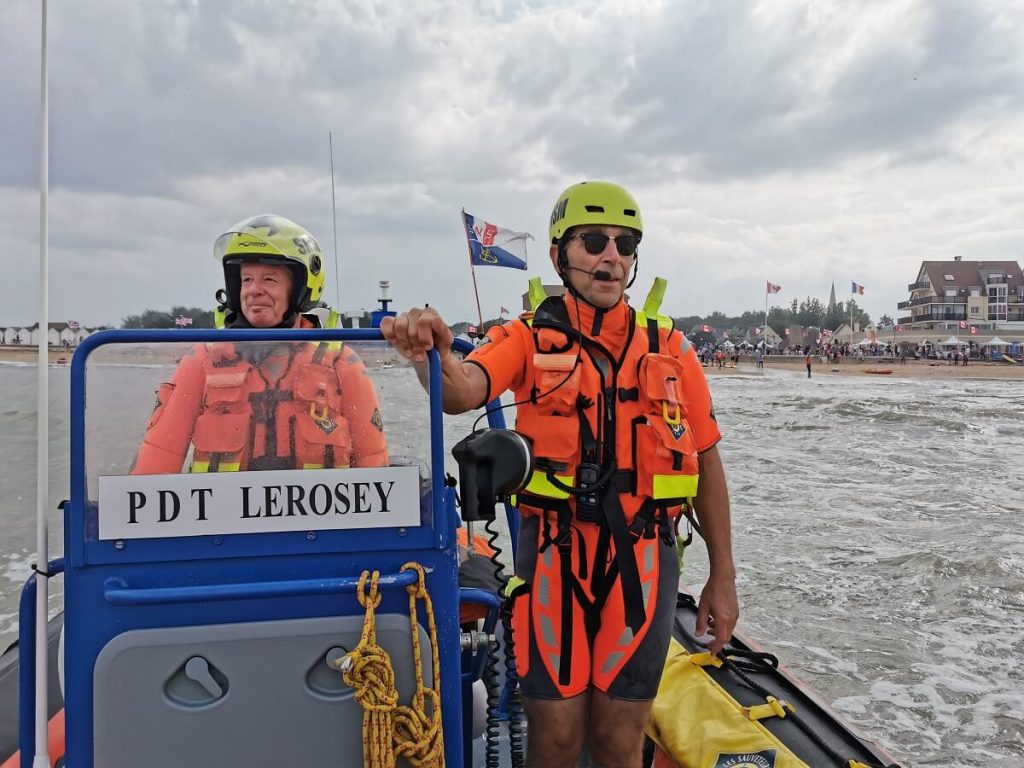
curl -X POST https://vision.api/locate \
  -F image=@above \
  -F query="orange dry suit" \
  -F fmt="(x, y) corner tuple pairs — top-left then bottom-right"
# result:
(133, 319), (388, 474)
(468, 278), (721, 695)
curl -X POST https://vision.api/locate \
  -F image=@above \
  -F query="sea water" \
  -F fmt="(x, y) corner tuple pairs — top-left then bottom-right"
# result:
(1, 356), (1022, 767)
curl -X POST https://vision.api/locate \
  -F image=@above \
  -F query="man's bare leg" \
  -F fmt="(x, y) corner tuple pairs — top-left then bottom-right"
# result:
(586, 690), (653, 768)
(523, 694), (588, 768)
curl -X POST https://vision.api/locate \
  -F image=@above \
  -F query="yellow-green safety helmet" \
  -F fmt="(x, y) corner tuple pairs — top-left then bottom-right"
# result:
(548, 181), (643, 244)
(213, 214), (326, 326)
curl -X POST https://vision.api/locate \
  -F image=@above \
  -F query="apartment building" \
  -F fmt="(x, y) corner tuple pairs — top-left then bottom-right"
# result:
(897, 258), (1024, 331)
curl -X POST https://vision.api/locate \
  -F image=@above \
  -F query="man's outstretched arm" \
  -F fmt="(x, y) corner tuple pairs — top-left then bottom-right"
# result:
(381, 307), (488, 414)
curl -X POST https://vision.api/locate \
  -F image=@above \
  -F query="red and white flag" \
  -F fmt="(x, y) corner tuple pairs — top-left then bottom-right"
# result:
(67, 320), (81, 330)
(958, 320), (967, 329)
(784, 328), (790, 336)
(766, 281), (782, 294)
(821, 329), (833, 338)
(701, 324), (712, 333)
(755, 327), (762, 335)
(896, 325), (904, 332)
(970, 326), (978, 335)
(175, 315), (193, 327)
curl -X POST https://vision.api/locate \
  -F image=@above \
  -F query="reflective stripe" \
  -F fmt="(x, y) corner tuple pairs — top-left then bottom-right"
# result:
(600, 650), (624, 676)
(528, 276), (547, 312)
(524, 471), (573, 500)
(540, 614), (557, 648)
(190, 461), (241, 473)
(635, 309), (674, 333)
(653, 473), (698, 499)
(643, 277), (667, 318)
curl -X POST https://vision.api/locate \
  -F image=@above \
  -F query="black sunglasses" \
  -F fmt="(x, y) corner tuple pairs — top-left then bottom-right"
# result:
(571, 232), (641, 257)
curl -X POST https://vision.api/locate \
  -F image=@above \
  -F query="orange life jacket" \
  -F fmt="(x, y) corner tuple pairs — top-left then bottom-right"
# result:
(189, 341), (354, 472)
(514, 289), (700, 527)
(511, 280), (701, 635)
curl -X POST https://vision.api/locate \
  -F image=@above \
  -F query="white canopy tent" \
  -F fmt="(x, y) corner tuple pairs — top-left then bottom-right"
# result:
(983, 336), (1011, 347)
(937, 336), (968, 346)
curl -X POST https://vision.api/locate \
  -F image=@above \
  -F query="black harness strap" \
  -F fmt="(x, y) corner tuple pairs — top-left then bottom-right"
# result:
(601, 490), (647, 633)
(647, 317), (660, 354)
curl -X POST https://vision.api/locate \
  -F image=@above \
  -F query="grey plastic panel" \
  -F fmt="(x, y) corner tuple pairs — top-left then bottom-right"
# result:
(93, 614), (435, 767)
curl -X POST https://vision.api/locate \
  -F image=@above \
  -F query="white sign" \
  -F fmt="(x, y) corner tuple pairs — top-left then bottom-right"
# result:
(98, 466), (421, 540)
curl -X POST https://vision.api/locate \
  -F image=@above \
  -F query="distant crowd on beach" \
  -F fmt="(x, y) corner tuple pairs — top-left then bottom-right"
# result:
(697, 340), (1005, 369)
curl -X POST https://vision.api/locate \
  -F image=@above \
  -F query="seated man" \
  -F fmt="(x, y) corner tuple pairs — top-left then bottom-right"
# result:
(133, 214), (388, 473)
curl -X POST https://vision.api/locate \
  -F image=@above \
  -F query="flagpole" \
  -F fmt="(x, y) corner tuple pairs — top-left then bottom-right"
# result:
(763, 286), (769, 345)
(849, 289), (854, 344)
(461, 209), (485, 333)
(34, 1), (52, 765)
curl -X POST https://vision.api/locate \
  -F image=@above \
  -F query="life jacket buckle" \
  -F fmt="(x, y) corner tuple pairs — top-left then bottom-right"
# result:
(309, 401), (329, 421)
(555, 524), (573, 552)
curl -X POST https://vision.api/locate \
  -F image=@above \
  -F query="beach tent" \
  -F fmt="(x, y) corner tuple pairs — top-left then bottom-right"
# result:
(983, 336), (1011, 347)
(937, 336), (967, 346)
(720, 340), (735, 349)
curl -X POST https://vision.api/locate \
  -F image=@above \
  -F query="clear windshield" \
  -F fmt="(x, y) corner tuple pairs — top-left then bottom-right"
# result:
(82, 338), (430, 539)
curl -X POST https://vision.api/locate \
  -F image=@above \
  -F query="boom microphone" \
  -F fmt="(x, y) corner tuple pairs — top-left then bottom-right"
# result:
(563, 265), (614, 281)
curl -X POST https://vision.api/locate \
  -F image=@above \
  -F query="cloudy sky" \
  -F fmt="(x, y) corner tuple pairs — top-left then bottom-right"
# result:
(3, 0), (1023, 328)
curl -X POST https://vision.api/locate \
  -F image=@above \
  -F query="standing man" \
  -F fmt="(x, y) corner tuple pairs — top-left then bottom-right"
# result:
(133, 214), (389, 474)
(382, 182), (738, 768)
(805, 350), (813, 378)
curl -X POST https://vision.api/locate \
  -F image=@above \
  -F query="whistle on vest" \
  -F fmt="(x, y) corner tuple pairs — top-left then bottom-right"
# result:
(452, 429), (533, 522)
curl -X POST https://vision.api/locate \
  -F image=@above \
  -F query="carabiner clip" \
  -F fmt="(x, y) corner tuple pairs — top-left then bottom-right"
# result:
(662, 401), (681, 425)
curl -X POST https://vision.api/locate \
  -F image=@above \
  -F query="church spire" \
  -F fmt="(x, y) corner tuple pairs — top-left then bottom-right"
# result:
(829, 281), (837, 311)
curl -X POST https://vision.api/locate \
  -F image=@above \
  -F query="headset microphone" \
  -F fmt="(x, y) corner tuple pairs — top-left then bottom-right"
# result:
(563, 265), (614, 281)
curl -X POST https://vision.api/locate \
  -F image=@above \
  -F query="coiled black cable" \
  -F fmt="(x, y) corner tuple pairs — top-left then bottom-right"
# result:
(481, 515), (527, 768)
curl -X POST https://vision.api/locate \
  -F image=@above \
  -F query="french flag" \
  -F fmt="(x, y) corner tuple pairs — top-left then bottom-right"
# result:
(851, 282), (865, 295)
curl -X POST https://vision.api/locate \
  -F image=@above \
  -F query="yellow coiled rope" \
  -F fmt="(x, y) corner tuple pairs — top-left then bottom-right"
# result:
(342, 570), (399, 767)
(393, 562), (444, 767)
(339, 563), (445, 768)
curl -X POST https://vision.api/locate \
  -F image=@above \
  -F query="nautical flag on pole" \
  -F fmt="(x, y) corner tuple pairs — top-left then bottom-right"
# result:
(970, 325), (978, 334)
(701, 324), (712, 333)
(175, 315), (193, 327)
(766, 281), (782, 294)
(462, 211), (531, 270)
(851, 281), (865, 294)
(959, 320), (967, 329)
(500, 306), (510, 315)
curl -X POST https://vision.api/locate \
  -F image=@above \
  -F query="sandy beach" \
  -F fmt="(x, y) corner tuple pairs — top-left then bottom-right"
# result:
(705, 356), (1024, 380)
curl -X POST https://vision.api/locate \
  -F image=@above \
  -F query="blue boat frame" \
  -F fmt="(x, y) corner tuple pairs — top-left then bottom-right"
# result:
(16, 329), (517, 767)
